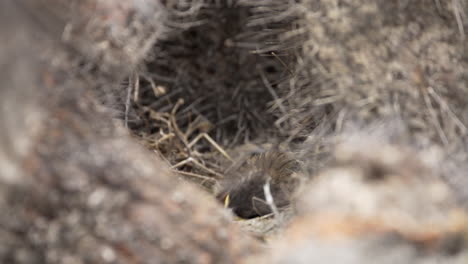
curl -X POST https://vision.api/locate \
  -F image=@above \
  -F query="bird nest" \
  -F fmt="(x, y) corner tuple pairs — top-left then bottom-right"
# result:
(122, 0), (303, 192)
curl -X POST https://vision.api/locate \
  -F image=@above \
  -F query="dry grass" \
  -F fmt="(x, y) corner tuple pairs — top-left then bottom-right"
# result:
(123, 0), (303, 192)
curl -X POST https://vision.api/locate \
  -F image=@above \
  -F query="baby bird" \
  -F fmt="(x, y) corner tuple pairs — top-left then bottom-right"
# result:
(217, 150), (300, 219)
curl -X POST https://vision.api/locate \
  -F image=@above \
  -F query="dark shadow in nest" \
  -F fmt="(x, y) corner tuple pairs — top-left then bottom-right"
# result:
(216, 150), (301, 219)
(120, 1), (303, 191)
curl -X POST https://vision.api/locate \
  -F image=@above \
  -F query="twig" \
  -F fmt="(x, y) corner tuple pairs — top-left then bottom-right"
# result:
(452, 0), (466, 40)
(124, 74), (134, 128)
(133, 72), (140, 103)
(271, 51), (294, 76)
(154, 132), (175, 146)
(170, 99), (191, 156)
(173, 170), (217, 183)
(171, 157), (224, 178)
(184, 115), (212, 138)
(171, 157), (195, 169)
(188, 133), (233, 161)
(423, 89), (449, 146)
(191, 158), (224, 178)
(428, 86), (467, 135)
(259, 68), (287, 116)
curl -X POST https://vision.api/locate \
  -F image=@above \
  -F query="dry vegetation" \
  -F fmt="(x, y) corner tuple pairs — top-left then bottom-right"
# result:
(123, 1), (303, 191)
(1, 0), (468, 263)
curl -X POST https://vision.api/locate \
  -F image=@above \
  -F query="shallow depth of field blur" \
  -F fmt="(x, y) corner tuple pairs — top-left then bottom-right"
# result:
(1, 1), (468, 263)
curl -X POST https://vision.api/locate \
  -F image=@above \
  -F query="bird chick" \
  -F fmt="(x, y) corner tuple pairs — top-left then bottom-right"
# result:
(217, 150), (300, 219)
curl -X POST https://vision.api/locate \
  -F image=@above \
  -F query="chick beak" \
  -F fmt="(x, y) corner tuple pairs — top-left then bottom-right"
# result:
(224, 194), (230, 208)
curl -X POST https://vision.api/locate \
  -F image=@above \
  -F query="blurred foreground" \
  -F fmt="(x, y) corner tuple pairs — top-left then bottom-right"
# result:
(1, 0), (468, 263)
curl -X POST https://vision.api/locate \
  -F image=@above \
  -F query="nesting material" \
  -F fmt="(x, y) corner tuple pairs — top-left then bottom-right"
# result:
(124, 0), (302, 189)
